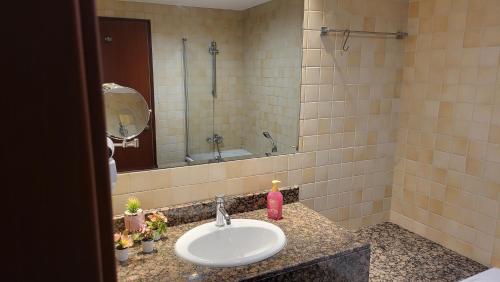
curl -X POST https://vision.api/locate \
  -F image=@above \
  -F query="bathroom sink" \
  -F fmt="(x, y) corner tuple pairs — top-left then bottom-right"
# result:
(174, 219), (286, 267)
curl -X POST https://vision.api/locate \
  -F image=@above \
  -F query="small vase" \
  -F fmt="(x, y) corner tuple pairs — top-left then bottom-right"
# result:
(142, 240), (154, 253)
(115, 248), (129, 262)
(124, 209), (145, 232)
(153, 230), (161, 241)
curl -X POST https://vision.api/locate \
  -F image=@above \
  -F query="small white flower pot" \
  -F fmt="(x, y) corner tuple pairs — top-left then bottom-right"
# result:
(115, 248), (129, 262)
(153, 230), (161, 241)
(142, 240), (154, 253)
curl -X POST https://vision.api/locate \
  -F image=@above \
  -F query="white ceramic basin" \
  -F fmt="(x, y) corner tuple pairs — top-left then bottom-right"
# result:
(174, 219), (286, 267)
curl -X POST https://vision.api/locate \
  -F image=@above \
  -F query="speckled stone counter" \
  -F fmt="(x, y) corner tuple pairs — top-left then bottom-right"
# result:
(117, 203), (371, 281)
(354, 222), (487, 281)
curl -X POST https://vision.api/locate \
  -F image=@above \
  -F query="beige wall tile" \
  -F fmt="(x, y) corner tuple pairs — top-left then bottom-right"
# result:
(98, 0), (302, 165)
(170, 167), (190, 187)
(392, 0), (500, 266)
(113, 174), (131, 195)
(209, 163), (226, 182)
(106, 0), (500, 268)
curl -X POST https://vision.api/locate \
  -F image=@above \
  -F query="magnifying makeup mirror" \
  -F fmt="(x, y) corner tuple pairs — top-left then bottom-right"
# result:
(102, 83), (151, 147)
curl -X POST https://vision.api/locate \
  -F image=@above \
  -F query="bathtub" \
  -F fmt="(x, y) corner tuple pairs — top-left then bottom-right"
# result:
(188, 149), (252, 162)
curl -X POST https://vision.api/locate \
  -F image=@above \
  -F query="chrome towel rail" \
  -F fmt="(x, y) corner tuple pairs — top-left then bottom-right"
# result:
(320, 26), (408, 51)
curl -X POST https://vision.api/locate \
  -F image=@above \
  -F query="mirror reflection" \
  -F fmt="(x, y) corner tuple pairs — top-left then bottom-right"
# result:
(103, 83), (151, 140)
(98, 0), (303, 171)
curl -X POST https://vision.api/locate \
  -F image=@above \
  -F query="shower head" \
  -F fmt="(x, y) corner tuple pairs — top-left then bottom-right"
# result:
(263, 132), (277, 153)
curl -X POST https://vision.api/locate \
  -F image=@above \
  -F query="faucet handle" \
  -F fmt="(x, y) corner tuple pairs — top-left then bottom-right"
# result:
(215, 194), (225, 203)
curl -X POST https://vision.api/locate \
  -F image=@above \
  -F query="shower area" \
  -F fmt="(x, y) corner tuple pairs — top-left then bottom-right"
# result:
(183, 38), (253, 163)
(154, 0), (303, 167)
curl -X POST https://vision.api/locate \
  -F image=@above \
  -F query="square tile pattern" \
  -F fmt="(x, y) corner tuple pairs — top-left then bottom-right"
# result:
(97, 0), (302, 166)
(98, 0), (500, 267)
(391, 0), (500, 266)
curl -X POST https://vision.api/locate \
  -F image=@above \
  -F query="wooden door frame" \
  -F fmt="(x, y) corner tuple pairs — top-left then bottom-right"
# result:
(98, 16), (158, 171)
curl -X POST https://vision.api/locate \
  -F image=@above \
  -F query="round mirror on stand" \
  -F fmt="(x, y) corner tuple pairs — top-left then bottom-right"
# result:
(102, 83), (151, 147)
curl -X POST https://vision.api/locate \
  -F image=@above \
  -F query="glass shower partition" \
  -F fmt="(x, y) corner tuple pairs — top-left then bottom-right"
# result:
(184, 38), (218, 163)
(184, 35), (299, 165)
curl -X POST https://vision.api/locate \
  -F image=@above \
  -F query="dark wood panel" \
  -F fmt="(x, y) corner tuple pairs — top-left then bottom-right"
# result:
(98, 17), (157, 172)
(6, 0), (116, 280)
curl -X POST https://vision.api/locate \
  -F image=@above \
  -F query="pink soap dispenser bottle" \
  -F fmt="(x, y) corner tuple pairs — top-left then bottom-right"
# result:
(267, 180), (283, 220)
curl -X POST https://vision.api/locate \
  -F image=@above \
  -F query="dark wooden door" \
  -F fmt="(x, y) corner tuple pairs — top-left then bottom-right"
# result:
(8, 1), (116, 280)
(98, 17), (157, 172)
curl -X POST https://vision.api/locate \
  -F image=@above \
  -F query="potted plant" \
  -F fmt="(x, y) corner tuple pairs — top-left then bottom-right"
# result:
(146, 211), (168, 241)
(124, 197), (145, 232)
(131, 231), (142, 245)
(114, 232), (133, 262)
(140, 225), (155, 254)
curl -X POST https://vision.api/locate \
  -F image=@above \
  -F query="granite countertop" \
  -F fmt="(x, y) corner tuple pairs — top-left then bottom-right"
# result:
(117, 202), (370, 281)
(354, 222), (487, 281)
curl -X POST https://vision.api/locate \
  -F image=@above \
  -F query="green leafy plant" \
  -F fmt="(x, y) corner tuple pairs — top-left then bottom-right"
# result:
(140, 225), (154, 241)
(125, 197), (141, 214)
(131, 231), (142, 243)
(114, 232), (133, 250)
(146, 211), (168, 236)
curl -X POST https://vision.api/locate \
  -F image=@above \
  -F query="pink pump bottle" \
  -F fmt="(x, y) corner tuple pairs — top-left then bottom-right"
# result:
(267, 180), (283, 220)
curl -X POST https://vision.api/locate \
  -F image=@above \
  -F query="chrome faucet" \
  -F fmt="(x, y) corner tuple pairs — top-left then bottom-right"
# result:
(215, 195), (231, 227)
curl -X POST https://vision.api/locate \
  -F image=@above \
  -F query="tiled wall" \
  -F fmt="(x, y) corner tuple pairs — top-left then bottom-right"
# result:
(300, 0), (407, 229)
(96, 0), (302, 165)
(109, 0), (407, 233)
(242, 0), (303, 155)
(112, 155), (290, 214)
(96, 1), (246, 165)
(102, 0), (500, 267)
(390, 0), (500, 266)
(184, 11), (245, 157)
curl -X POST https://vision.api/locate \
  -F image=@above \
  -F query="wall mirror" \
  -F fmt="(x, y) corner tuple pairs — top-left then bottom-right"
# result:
(98, 0), (303, 172)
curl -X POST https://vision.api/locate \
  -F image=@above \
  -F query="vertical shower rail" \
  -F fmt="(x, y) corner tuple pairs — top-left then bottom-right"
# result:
(208, 41), (223, 162)
(209, 41), (219, 98)
(182, 38), (192, 162)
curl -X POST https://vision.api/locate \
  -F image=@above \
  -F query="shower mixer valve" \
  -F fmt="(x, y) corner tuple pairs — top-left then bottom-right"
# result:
(207, 134), (223, 144)
(207, 134), (224, 162)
